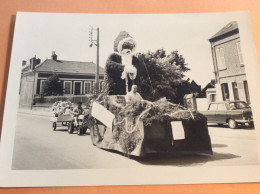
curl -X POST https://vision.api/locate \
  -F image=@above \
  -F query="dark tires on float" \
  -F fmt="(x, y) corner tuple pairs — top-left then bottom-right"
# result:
(228, 119), (237, 129)
(77, 126), (84, 135)
(77, 127), (81, 135)
(52, 122), (57, 131)
(68, 122), (74, 134)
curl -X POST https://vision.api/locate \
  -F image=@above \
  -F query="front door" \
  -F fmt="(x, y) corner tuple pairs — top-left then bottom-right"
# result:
(74, 82), (81, 95)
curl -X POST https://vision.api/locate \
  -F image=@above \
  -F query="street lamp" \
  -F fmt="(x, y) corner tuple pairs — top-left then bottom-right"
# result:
(89, 26), (99, 96)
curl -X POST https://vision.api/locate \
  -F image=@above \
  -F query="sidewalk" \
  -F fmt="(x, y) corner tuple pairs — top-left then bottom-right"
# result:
(18, 108), (52, 117)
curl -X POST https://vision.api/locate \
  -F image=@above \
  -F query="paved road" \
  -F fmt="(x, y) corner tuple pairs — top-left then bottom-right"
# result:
(12, 113), (259, 170)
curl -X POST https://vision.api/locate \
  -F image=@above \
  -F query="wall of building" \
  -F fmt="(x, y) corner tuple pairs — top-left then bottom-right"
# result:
(213, 34), (246, 79)
(36, 73), (105, 95)
(19, 73), (35, 108)
(211, 31), (251, 104)
(219, 74), (248, 102)
(196, 98), (208, 111)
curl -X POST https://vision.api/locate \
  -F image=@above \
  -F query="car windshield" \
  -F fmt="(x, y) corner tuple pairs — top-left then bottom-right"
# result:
(228, 102), (249, 110)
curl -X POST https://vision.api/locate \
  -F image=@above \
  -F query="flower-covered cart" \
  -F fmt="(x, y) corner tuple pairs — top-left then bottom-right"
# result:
(88, 96), (212, 157)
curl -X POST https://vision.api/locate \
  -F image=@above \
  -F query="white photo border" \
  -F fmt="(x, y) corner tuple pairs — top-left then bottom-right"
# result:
(0, 11), (260, 187)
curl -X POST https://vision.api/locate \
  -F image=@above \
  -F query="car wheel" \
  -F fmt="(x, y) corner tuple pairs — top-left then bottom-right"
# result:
(249, 122), (254, 128)
(77, 126), (82, 135)
(228, 119), (237, 129)
(52, 122), (57, 131)
(68, 122), (74, 134)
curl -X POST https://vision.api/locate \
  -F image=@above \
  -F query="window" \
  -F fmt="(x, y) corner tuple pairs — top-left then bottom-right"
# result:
(40, 80), (47, 94)
(209, 103), (217, 111)
(210, 94), (216, 102)
(236, 42), (244, 65)
(216, 47), (226, 70)
(99, 81), (103, 91)
(84, 81), (91, 94)
(217, 103), (227, 111)
(244, 81), (251, 104)
(92, 82), (97, 94)
(64, 81), (72, 94)
(221, 83), (229, 101)
(232, 82), (239, 100)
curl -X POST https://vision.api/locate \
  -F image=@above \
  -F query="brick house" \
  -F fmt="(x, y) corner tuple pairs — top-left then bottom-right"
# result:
(19, 52), (105, 108)
(209, 21), (251, 104)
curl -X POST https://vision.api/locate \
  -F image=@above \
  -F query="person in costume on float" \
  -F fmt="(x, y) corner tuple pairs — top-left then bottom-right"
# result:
(104, 31), (148, 95)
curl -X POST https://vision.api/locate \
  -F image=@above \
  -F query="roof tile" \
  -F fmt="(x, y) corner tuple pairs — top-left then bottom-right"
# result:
(34, 59), (105, 74)
(209, 21), (238, 41)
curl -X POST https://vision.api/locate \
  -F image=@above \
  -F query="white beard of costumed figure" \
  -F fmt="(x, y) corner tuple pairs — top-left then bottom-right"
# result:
(120, 52), (137, 80)
(105, 31), (147, 95)
(117, 37), (137, 82)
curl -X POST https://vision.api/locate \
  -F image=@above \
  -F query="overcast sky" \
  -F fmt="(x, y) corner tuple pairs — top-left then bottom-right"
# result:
(11, 12), (243, 87)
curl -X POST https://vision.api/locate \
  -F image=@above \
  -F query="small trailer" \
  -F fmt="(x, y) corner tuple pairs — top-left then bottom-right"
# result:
(50, 114), (86, 135)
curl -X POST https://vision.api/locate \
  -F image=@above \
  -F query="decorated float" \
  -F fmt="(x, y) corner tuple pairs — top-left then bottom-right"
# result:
(86, 31), (213, 157)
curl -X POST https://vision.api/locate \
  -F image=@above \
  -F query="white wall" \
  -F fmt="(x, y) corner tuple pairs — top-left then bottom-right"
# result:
(196, 98), (208, 111)
(215, 83), (223, 102)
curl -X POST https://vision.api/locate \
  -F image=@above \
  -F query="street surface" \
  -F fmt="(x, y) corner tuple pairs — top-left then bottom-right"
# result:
(12, 112), (260, 170)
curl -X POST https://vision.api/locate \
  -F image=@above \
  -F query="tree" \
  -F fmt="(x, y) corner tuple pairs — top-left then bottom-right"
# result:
(42, 74), (63, 96)
(135, 49), (190, 104)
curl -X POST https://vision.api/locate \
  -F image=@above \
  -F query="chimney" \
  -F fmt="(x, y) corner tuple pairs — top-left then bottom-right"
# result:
(22, 60), (27, 66)
(29, 55), (41, 70)
(30, 56), (36, 70)
(210, 79), (216, 86)
(51, 51), (57, 60)
(36, 58), (41, 65)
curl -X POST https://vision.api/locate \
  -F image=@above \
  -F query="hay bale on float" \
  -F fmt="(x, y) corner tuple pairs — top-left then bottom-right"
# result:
(86, 96), (212, 157)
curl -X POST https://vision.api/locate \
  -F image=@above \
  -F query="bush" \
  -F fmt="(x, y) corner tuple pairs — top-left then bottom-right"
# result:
(42, 74), (63, 96)
(136, 49), (190, 104)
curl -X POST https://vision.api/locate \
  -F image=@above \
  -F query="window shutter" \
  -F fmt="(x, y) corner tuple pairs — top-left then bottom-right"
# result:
(236, 42), (244, 65)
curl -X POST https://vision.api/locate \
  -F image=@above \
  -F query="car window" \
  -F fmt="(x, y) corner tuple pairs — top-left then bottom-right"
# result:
(229, 102), (236, 110)
(209, 103), (217, 110)
(235, 102), (248, 109)
(217, 103), (227, 110)
(228, 101), (248, 110)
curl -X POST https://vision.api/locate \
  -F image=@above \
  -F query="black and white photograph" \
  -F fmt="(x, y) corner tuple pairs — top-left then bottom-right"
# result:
(1, 12), (260, 187)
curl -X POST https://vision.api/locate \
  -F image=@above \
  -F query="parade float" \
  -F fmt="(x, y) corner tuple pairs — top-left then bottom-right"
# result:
(86, 31), (213, 157)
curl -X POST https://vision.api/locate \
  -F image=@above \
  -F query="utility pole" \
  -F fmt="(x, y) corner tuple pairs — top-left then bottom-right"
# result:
(89, 26), (99, 95)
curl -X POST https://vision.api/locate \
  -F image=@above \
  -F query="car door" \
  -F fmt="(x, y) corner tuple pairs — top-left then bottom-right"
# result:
(205, 103), (217, 122)
(215, 103), (227, 123)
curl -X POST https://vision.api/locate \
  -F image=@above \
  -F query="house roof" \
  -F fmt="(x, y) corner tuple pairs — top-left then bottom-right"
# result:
(202, 82), (215, 93)
(209, 21), (238, 41)
(33, 59), (105, 75)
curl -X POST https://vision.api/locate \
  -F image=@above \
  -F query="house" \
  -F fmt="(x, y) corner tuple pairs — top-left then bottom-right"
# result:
(201, 79), (216, 98)
(19, 52), (105, 108)
(208, 21), (251, 104)
(180, 79), (201, 96)
(182, 79), (202, 109)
